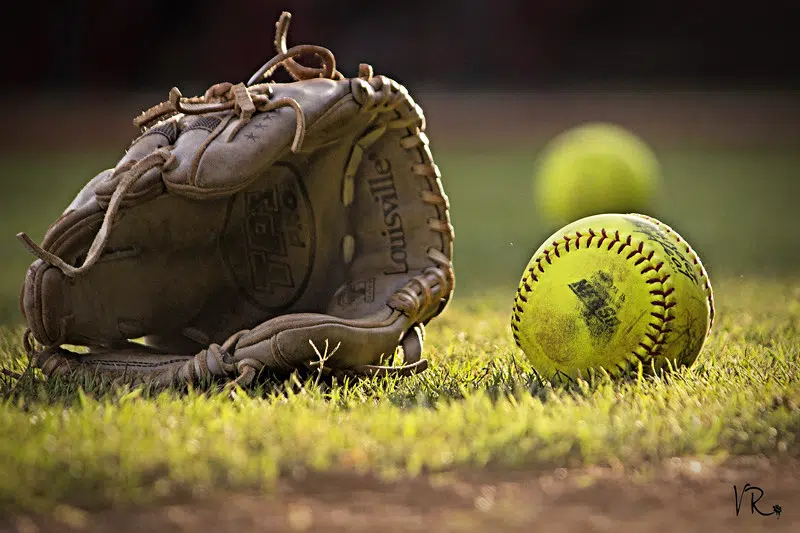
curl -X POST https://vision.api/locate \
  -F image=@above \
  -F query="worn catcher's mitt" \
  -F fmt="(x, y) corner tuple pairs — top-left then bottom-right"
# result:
(17, 12), (454, 386)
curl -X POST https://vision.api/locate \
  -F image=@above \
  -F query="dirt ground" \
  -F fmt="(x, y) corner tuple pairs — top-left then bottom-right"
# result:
(4, 456), (797, 533)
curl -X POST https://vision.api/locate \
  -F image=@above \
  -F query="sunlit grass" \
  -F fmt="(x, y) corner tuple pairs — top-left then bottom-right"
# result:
(1, 276), (798, 515)
(1, 143), (798, 517)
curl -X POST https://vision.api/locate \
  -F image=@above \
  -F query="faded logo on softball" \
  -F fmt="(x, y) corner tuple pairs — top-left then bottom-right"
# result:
(631, 219), (698, 284)
(221, 163), (315, 311)
(569, 271), (625, 341)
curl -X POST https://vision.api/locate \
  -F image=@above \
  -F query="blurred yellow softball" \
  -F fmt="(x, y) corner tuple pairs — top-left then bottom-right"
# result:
(533, 123), (661, 227)
(511, 213), (714, 381)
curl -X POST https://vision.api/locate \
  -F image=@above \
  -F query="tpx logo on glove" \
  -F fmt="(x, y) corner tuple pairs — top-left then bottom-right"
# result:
(222, 165), (315, 312)
(368, 156), (409, 275)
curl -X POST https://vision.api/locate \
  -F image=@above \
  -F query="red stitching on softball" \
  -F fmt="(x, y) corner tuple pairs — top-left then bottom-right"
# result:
(649, 287), (674, 296)
(634, 214), (715, 330)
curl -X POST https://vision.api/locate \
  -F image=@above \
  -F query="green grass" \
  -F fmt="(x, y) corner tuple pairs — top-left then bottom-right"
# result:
(1, 277), (799, 514)
(0, 144), (799, 515)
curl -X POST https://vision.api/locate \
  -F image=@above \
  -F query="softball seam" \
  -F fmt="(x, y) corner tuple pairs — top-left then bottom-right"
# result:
(632, 214), (715, 331)
(511, 227), (677, 378)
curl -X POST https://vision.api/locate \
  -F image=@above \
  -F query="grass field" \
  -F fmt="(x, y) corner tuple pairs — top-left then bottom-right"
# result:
(1, 140), (799, 529)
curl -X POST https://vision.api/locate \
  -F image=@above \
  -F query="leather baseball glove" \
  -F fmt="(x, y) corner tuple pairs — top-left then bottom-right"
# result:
(17, 12), (454, 386)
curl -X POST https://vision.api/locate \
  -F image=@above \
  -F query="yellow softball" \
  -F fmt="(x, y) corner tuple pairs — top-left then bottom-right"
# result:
(533, 123), (661, 227)
(512, 213), (714, 381)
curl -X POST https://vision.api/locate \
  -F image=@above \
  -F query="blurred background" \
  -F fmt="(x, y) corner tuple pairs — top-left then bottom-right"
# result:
(1, 0), (799, 323)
